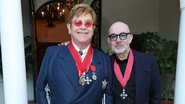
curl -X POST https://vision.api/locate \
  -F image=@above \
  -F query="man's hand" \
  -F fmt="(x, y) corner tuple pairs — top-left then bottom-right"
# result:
(58, 41), (70, 46)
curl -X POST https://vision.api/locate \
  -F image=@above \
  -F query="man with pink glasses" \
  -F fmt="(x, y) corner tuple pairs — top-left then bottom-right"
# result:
(36, 3), (113, 104)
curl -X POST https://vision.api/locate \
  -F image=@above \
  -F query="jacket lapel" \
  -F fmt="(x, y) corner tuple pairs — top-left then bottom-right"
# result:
(134, 50), (144, 103)
(58, 46), (79, 88)
(71, 50), (101, 103)
(111, 50), (144, 103)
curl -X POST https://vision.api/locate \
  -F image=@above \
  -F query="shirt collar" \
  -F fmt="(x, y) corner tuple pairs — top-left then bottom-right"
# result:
(72, 41), (90, 61)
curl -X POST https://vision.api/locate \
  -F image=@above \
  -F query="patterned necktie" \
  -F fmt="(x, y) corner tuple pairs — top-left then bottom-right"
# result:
(79, 51), (83, 56)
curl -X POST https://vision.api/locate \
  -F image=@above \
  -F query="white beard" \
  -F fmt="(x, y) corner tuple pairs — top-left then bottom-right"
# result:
(113, 48), (127, 54)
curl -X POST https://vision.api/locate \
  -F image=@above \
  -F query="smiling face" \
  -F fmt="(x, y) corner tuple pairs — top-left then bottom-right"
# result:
(67, 13), (95, 46)
(66, 4), (96, 49)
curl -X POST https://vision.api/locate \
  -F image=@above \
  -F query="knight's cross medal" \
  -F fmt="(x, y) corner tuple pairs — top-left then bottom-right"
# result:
(79, 73), (92, 85)
(120, 89), (128, 99)
(113, 49), (134, 100)
(85, 76), (92, 84)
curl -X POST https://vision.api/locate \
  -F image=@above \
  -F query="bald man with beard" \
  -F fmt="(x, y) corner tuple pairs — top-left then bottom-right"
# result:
(107, 21), (161, 104)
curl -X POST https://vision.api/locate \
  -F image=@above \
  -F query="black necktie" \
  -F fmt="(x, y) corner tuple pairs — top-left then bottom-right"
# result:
(79, 51), (83, 56)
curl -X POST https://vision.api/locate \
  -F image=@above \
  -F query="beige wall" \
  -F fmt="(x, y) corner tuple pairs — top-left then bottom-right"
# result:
(22, 0), (31, 37)
(158, 0), (180, 40)
(101, 0), (180, 53)
(20, 0), (180, 52)
(101, 0), (160, 52)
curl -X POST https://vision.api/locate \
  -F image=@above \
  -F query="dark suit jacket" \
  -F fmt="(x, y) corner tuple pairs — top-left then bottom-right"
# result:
(36, 45), (113, 104)
(110, 49), (161, 104)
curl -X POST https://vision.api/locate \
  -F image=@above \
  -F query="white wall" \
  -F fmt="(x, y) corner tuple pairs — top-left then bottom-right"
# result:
(0, 0), (34, 103)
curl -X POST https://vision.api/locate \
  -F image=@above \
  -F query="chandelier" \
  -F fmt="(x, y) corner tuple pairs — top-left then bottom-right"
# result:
(35, 0), (82, 27)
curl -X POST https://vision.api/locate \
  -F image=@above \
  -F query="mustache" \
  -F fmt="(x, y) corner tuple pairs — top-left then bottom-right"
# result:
(115, 43), (124, 47)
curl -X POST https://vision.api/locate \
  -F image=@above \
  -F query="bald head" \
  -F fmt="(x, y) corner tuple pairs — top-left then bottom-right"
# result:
(108, 21), (130, 35)
(107, 21), (133, 55)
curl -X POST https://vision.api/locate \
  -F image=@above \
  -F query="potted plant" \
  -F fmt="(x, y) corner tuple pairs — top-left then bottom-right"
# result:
(131, 32), (178, 103)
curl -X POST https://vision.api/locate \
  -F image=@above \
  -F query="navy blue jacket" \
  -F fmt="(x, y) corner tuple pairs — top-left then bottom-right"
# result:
(36, 45), (113, 104)
(110, 49), (161, 104)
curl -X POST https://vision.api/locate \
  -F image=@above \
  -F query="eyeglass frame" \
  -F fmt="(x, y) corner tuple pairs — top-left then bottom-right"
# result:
(72, 20), (94, 28)
(108, 32), (131, 41)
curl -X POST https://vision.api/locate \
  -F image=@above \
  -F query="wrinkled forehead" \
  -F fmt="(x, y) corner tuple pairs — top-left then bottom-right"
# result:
(108, 23), (130, 35)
